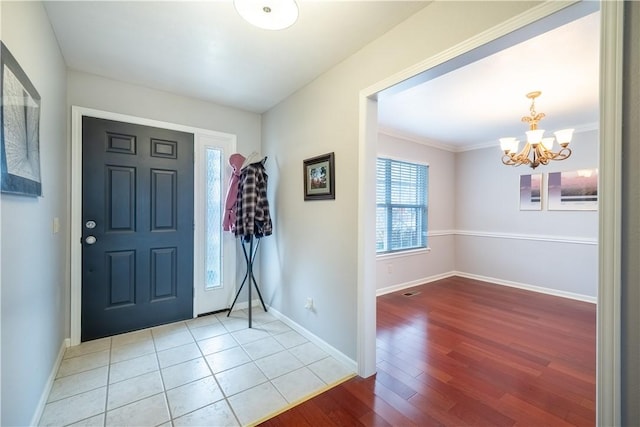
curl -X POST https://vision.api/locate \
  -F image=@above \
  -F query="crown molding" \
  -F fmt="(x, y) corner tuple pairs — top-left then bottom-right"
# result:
(378, 127), (458, 152)
(380, 120), (600, 154)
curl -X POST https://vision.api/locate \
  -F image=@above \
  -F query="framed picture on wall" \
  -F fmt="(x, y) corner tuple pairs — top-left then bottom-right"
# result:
(303, 152), (335, 200)
(548, 169), (598, 211)
(520, 173), (542, 210)
(1, 42), (42, 197)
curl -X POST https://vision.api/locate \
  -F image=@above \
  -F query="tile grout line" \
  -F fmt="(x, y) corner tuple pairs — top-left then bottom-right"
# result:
(102, 336), (112, 427)
(152, 320), (182, 426)
(190, 313), (244, 426)
(214, 311), (249, 426)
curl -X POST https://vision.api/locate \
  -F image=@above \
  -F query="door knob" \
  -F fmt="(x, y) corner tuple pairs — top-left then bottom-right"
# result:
(85, 236), (97, 245)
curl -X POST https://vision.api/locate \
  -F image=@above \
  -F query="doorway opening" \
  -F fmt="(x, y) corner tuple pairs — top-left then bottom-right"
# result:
(357, 0), (623, 423)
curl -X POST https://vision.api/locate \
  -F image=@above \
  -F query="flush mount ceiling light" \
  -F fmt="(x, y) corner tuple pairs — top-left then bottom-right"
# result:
(500, 91), (574, 169)
(234, 0), (299, 30)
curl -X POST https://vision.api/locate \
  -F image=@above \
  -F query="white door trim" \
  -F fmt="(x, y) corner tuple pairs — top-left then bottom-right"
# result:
(597, 2), (624, 424)
(357, 1), (622, 424)
(70, 106), (236, 345)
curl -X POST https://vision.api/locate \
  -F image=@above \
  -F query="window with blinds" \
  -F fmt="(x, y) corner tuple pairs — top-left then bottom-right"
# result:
(376, 157), (428, 254)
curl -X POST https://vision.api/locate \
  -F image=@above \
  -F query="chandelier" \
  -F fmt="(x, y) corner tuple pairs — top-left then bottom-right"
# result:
(500, 91), (574, 169)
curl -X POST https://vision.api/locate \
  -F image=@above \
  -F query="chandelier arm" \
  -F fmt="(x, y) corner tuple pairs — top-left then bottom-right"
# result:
(516, 143), (532, 166)
(502, 154), (517, 166)
(554, 147), (572, 161)
(538, 144), (552, 162)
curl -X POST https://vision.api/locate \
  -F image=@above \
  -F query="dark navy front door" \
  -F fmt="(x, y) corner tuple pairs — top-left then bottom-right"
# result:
(81, 116), (194, 341)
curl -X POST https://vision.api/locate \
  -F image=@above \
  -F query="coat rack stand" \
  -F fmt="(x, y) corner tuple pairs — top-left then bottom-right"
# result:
(227, 235), (267, 328)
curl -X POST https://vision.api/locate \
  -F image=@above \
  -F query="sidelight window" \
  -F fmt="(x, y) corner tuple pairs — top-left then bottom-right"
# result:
(205, 147), (222, 289)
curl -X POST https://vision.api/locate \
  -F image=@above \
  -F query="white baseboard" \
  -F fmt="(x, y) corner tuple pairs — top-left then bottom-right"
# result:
(31, 338), (70, 426)
(266, 306), (358, 374)
(376, 271), (455, 296)
(377, 271), (596, 304)
(453, 271), (597, 304)
(228, 298), (264, 312)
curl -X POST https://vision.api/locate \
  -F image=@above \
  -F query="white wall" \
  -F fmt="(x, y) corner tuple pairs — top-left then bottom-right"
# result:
(260, 1), (542, 361)
(1, 2), (69, 425)
(455, 129), (599, 299)
(375, 132), (456, 293)
(66, 70), (263, 305)
(67, 70), (262, 155)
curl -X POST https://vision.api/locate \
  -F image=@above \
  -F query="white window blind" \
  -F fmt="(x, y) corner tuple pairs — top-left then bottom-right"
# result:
(376, 157), (428, 253)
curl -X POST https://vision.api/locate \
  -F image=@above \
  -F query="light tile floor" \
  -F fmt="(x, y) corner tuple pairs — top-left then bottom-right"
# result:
(39, 309), (355, 427)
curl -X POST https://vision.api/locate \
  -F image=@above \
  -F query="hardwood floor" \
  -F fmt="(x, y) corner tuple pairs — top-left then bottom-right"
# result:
(260, 276), (596, 426)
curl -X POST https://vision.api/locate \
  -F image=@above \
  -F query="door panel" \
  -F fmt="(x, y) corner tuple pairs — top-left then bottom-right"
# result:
(81, 116), (194, 341)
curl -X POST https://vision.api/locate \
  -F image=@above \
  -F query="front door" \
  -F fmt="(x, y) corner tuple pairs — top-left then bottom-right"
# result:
(81, 116), (194, 341)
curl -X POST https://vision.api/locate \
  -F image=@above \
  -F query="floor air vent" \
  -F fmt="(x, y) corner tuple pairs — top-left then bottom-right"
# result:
(402, 291), (420, 297)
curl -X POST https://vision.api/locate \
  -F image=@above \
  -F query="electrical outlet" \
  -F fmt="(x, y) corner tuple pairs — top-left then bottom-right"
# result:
(305, 298), (314, 310)
(53, 217), (60, 234)
(387, 263), (393, 274)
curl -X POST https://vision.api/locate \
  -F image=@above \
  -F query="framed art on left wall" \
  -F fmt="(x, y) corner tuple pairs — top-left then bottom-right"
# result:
(1, 41), (42, 197)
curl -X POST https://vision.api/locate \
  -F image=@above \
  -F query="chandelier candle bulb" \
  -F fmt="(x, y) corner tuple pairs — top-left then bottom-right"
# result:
(541, 137), (555, 150)
(526, 129), (545, 144)
(500, 137), (517, 153)
(554, 128), (575, 145)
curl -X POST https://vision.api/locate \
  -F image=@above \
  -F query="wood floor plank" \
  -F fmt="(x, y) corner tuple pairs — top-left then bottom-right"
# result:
(342, 376), (420, 427)
(260, 276), (595, 426)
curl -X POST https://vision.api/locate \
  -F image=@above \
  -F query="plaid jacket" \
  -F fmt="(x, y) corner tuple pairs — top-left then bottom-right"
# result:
(235, 162), (273, 239)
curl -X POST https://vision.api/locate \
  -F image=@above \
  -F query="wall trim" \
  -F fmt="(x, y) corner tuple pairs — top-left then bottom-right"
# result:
(598, 1), (624, 425)
(376, 272), (455, 296)
(376, 229), (597, 247)
(266, 306), (358, 374)
(429, 229), (597, 245)
(377, 271), (596, 303)
(378, 127), (457, 152)
(31, 338), (70, 426)
(428, 229), (456, 237)
(453, 271), (597, 304)
(458, 121), (601, 153)
(455, 229), (598, 246)
(381, 121), (600, 154)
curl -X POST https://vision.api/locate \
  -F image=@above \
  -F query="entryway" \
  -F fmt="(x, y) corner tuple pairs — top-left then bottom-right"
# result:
(71, 107), (237, 345)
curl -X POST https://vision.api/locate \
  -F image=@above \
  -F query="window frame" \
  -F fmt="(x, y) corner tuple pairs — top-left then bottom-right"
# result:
(376, 156), (429, 255)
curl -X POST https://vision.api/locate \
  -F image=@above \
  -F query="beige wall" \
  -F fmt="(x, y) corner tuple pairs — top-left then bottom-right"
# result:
(260, 1), (542, 360)
(67, 70), (262, 153)
(455, 129), (598, 299)
(375, 132), (456, 293)
(1, 2), (68, 425)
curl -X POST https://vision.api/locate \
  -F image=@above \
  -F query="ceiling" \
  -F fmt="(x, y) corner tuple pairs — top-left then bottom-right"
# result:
(43, 2), (600, 151)
(43, 1), (428, 113)
(378, 9), (600, 150)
